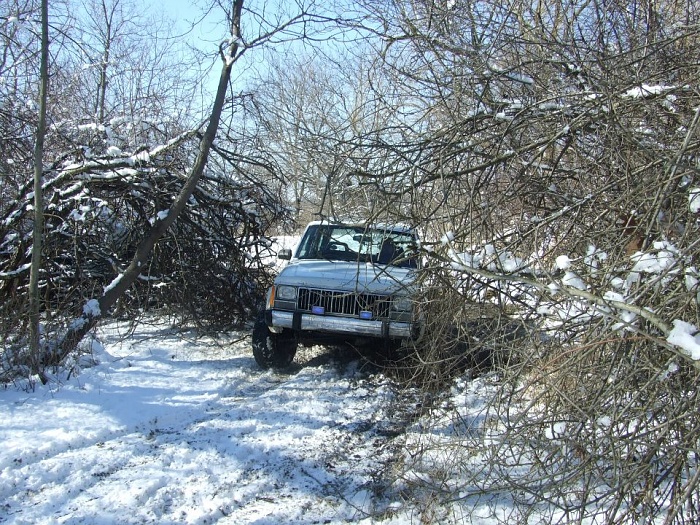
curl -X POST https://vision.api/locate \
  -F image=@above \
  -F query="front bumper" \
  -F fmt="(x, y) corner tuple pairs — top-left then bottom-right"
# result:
(270, 310), (414, 339)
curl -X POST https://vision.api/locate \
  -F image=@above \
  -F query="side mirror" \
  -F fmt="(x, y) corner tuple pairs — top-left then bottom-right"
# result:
(278, 248), (292, 260)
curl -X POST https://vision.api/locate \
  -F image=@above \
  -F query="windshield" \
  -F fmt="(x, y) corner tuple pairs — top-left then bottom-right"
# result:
(296, 224), (418, 268)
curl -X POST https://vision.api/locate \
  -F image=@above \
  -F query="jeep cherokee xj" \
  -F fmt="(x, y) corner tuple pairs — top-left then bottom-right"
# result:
(252, 221), (420, 369)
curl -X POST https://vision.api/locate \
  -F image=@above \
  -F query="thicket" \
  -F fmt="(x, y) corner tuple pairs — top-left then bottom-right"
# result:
(3, 0), (700, 521)
(251, 0), (700, 522)
(0, 0), (288, 380)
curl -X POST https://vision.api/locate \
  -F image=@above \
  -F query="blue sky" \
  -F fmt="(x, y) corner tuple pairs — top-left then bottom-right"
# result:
(153, 0), (234, 97)
(155, 0), (226, 52)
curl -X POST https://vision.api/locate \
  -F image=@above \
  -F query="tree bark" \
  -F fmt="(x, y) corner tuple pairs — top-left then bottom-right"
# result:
(46, 0), (245, 367)
(29, 0), (49, 380)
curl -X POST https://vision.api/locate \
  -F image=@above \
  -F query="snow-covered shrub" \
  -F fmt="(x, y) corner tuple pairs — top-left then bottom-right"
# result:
(0, 132), (290, 381)
(355, 2), (700, 522)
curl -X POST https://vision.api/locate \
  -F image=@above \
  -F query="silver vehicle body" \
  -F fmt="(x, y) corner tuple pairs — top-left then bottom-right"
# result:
(264, 221), (419, 344)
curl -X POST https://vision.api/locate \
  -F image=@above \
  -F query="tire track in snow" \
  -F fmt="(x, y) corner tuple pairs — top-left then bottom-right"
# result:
(1, 326), (407, 524)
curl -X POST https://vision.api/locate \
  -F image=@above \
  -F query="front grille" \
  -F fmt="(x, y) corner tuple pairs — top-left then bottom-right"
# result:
(297, 288), (392, 319)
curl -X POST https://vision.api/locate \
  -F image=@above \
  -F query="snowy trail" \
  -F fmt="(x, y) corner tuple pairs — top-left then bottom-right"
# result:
(0, 322), (407, 524)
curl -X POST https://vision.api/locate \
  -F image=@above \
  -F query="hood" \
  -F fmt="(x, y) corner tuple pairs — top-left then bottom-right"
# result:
(275, 260), (416, 295)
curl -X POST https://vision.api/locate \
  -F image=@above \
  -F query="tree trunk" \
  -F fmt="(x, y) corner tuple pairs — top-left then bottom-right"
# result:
(29, 0), (49, 381)
(45, 0), (245, 368)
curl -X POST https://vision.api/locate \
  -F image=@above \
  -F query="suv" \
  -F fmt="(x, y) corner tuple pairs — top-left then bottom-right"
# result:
(252, 221), (420, 368)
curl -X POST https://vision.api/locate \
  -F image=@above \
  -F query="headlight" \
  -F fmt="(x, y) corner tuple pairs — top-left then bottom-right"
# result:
(392, 296), (412, 311)
(276, 285), (297, 301)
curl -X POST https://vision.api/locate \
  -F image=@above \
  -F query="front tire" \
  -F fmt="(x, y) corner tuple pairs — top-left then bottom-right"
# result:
(252, 314), (297, 369)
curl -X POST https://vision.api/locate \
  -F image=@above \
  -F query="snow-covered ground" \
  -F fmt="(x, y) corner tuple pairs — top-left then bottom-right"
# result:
(0, 321), (426, 525)
(3, 231), (696, 524)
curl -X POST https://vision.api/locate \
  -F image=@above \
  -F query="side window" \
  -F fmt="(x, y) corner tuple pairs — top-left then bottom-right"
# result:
(296, 225), (320, 259)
